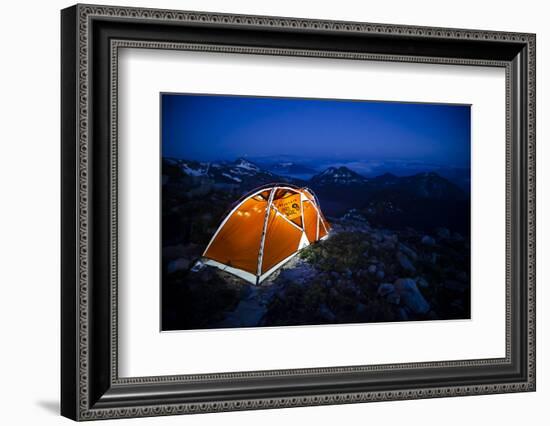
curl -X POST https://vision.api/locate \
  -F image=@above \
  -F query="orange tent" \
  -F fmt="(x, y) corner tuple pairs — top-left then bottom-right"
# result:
(203, 184), (330, 285)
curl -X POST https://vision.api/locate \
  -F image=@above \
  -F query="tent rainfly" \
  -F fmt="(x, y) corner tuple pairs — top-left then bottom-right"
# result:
(202, 184), (330, 285)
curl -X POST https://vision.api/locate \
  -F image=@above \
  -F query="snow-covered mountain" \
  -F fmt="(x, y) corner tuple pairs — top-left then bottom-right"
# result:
(163, 157), (293, 186)
(310, 166), (368, 186)
(163, 157), (469, 233)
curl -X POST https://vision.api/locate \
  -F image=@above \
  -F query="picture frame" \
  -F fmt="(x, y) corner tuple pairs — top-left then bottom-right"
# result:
(61, 3), (536, 421)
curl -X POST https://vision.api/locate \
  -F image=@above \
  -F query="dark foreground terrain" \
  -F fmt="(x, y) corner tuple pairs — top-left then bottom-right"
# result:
(161, 157), (470, 330)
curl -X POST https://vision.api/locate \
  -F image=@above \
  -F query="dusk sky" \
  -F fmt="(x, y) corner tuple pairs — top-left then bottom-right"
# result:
(161, 93), (471, 168)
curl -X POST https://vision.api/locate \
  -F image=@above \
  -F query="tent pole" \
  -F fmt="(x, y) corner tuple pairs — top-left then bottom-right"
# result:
(256, 187), (276, 284)
(202, 187), (267, 256)
(300, 193), (306, 237)
(316, 208), (320, 240)
(271, 205), (303, 231)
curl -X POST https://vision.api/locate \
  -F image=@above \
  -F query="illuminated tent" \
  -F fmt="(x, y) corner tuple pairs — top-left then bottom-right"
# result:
(202, 184), (330, 285)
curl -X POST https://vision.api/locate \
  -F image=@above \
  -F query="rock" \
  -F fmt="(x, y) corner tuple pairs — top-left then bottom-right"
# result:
(380, 234), (398, 250)
(376, 270), (385, 280)
(398, 243), (418, 260)
(219, 299), (266, 327)
(190, 260), (205, 273)
(436, 227), (451, 239)
(416, 277), (429, 288)
(167, 257), (191, 273)
(338, 279), (361, 297)
(395, 278), (430, 314)
(372, 232), (384, 242)
(430, 253), (438, 264)
(368, 265), (377, 274)
(397, 252), (416, 273)
(279, 261), (316, 283)
(386, 292), (401, 304)
(397, 307), (409, 321)
(318, 304), (337, 322)
(386, 234), (399, 244)
(378, 283), (400, 304)
(380, 240), (396, 250)
(421, 235), (436, 246)
(377, 283), (395, 297)
(240, 284), (255, 300)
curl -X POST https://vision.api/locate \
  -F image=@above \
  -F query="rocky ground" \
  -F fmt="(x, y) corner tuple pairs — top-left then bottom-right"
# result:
(162, 209), (470, 330)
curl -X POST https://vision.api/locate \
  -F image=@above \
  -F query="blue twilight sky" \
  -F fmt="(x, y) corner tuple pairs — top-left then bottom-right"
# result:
(161, 93), (471, 168)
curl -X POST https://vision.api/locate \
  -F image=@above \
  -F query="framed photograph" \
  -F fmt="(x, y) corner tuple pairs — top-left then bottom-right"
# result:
(61, 4), (536, 421)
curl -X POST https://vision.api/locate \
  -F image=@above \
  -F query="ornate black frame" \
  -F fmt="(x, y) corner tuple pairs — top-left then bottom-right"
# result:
(61, 4), (536, 421)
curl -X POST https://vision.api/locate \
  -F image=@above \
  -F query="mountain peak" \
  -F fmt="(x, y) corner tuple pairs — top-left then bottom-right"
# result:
(234, 158), (260, 171)
(312, 166), (367, 185)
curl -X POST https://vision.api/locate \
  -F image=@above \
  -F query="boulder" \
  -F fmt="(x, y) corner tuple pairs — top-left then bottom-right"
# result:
(376, 270), (385, 280)
(368, 265), (377, 274)
(377, 283), (395, 297)
(397, 252), (416, 273)
(377, 283), (400, 304)
(371, 232), (384, 242)
(395, 278), (430, 314)
(398, 243), (418, 260)
(416, 276), (429, 288)
(421, 235), (436, 246)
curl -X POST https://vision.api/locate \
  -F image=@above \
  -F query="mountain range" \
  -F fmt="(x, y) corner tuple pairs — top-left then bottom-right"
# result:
(163, 157), (470, 233)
